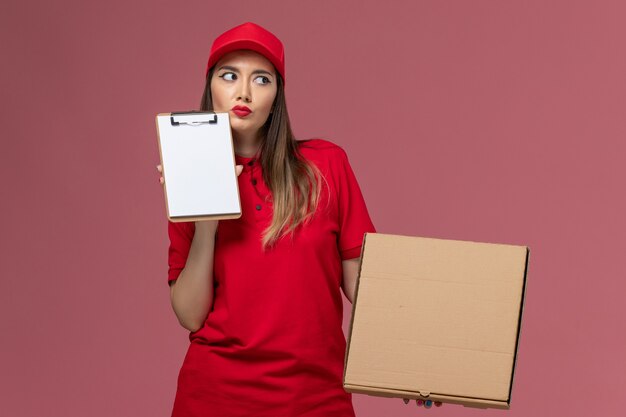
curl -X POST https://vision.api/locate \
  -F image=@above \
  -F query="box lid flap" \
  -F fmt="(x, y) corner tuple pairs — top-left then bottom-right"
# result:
(345, 233), (528, 402)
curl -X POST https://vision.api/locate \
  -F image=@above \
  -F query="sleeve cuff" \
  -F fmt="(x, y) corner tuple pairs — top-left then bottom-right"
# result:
(168, 268), (182, 285)
(340, 245), (363, 260)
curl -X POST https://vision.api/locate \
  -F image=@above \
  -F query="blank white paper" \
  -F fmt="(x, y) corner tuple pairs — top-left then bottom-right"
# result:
(156, 112), (240, 218)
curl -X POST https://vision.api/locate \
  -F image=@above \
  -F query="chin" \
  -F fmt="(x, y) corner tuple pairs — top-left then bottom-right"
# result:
(231, 123), (261, 137)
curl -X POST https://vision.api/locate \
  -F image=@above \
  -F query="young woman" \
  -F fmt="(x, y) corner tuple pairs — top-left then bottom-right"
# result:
(156, 22), (413, 416)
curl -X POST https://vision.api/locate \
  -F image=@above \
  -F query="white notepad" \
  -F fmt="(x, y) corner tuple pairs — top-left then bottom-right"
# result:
(155, 112), (241, 222)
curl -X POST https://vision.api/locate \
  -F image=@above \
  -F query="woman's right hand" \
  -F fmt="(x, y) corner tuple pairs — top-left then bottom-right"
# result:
(156, 163), (244, 234)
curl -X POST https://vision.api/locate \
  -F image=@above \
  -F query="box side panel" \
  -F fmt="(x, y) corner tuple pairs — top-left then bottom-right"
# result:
(507, 247), (530, 405)
(343, 383), (510, 409)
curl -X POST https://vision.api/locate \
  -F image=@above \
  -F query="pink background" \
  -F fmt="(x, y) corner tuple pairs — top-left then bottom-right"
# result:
(1, 0), (624, 416)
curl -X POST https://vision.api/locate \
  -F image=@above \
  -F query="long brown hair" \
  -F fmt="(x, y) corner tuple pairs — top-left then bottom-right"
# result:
(200, 66), (322, 249)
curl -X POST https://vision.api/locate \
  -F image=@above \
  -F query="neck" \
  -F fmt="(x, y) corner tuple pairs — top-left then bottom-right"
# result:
(233, 130), (263, 157)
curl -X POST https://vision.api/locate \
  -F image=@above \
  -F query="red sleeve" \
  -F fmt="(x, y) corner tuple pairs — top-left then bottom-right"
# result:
(167, 220), (195, 285)
(333, 146), (376, 260)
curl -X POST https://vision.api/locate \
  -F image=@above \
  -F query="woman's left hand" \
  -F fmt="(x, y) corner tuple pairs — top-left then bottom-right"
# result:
(402, 398), (443, 409)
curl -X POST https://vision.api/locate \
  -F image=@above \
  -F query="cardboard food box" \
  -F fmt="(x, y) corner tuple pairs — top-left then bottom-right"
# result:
(344, 233), (529, 409)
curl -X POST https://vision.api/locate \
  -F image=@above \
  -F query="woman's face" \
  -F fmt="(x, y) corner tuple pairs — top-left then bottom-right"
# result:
(210, 50), (278, 140)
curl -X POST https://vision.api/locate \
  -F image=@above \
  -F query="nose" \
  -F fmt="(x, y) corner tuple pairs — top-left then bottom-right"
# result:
(237, 79), (252, 103)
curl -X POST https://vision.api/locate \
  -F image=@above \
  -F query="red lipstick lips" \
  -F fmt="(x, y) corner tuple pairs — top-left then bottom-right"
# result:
(232, 105), (251, 117)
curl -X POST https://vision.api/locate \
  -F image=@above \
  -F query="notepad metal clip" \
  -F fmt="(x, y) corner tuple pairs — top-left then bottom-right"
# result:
(170, 111), (218, 126)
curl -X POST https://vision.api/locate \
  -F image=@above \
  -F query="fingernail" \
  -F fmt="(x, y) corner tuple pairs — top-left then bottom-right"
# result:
(416, 399), (424, 407)
(435, 401), (442, 407)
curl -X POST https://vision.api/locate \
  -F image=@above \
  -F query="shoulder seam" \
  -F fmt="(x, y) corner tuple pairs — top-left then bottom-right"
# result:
(298, 138), (342, 151)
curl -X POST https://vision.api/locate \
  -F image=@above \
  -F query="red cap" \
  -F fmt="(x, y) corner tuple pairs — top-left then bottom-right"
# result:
(205, 22), (285, 83)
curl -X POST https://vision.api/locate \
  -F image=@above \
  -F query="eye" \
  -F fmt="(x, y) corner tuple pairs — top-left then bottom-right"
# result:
(254, 75), (271, 85)
(219, 72), (236, 81)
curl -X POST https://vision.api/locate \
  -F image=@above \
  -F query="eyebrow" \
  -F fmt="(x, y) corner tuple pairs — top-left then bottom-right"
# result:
(217, 65), (274, 77)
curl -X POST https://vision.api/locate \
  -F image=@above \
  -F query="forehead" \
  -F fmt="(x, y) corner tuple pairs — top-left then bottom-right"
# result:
(214, 50), (276, 74)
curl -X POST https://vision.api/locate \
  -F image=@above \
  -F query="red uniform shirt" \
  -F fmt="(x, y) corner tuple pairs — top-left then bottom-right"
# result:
(167, 139), (376, 417)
